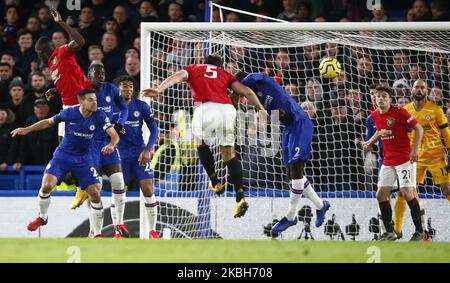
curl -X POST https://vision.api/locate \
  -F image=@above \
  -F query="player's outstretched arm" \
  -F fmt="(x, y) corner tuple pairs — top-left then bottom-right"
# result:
(51, 9), (85, 53)
(410, 123), (423, 163)
(102, 127), (120, 155)
(141, 70), (188, 97)
(10, 118), (56, 137)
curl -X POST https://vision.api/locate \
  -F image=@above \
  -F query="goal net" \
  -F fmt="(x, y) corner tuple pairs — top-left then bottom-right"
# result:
(140, 22), (450, 241)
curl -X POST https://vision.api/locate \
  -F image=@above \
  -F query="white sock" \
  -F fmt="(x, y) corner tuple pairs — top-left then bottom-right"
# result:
(419, 201), (427, 233)
(38, 192), (51, 220)
(286, 178), (304, 221)
(86, 200), (93, 233)
(90, 201), (104, 236)
(144, 195), (158, 231)
(112, 192), (125, 225)
(303, 178), (324, 210)
(110, 201), (117, 227)
(110, 173), (126, 225)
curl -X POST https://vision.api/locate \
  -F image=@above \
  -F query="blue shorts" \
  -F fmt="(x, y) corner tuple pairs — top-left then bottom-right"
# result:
(281, 117), (313, 166)
(91, 139), (122, 169)
(44, 156), (100, 189)
(121, 156), (154, 184)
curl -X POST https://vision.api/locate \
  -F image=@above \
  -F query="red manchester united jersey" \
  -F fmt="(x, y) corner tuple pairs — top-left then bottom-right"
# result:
(370, 105), (418, 166)
(48, 45), (92, 106)
(183, 64), (236, 105)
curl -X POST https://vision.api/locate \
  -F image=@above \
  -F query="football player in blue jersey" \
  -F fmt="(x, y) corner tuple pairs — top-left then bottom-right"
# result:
(236, 72), (331, 233)
(84, 63), (130, 238)
(11, 88), (119, 238)
(115, 75), (160, 239)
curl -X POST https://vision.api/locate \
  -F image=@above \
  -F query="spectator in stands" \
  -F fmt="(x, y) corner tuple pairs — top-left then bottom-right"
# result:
(346, 88), (365, 124)
(446, 108), (450, 122)
(101, 32), (124, 81)
(284, 83), (300, 103)
(51, 30), (67, 48)
(428, 54), (449, 87)
(77, 5), (103, 67)
(225, 12), (241, 22)
(1, 51), (19, 78)
(278, 0), (298, 21)
(17, 98), (58, 166)
(412, 0), (432, 21)
(0, 107), (21, 170)
(371, 3), (388, 22)
(6, 77), (26, 126)
(0, 63), (14, 104)
(23, 72), (61, 117)
(225, 61), (239, 76)
(36, 4), (56, 38)
(125, 47), (139, 59)
(3, 5), (19, 49)
(14, 28), (36, 82)
(431, 0), (450, 21)
(297, 2), (312, 22)
(88, 45), (104, 64)
(406, 7), (415, 21)
(305, 78), (323, 104)
(103, 17), (118, 36)
(26, 16), (42, 42)
(409, 63), (427, 81)
(152, 49), (167, 79)
(392, 78), (411, 98)
(135, 0), (158, 25)
(391, 50), (410, 81)
(112, 4), (136, 44)
(116, 56), (140, 90)
(192, 42), (204, 65)
(167, 2), (187, 22)
(133, 36), (140, 51)
(429, 86), (444, 107)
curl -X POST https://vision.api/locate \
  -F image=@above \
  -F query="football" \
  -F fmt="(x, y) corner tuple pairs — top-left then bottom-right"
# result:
(319, 57), (342, 79)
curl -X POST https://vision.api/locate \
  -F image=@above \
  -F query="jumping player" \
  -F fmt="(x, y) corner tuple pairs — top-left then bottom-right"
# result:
(235, 71), (331, 233)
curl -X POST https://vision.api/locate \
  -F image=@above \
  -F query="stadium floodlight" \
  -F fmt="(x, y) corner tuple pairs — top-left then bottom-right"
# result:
(140, 21), (450, 240)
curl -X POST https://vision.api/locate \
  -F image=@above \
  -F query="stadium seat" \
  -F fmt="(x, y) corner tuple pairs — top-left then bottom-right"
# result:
(0, 171), (20, 190)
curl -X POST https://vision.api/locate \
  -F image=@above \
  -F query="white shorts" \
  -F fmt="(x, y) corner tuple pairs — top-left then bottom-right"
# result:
(192, 102), (236, 146)
(58, 104), (78, 137)
(378, 161), (416, 189)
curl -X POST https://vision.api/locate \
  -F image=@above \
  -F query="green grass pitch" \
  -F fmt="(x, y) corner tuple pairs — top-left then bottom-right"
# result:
(0, 239), (449, 263)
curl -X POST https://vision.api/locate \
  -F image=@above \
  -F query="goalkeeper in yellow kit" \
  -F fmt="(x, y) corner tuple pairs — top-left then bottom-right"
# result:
(396, 79), (450, 237)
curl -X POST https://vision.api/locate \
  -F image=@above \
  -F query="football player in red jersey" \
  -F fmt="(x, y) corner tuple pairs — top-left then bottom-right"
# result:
(35, 9), (92, 210)
(142, 54), (266, 218)
(364, 85), (425, 241)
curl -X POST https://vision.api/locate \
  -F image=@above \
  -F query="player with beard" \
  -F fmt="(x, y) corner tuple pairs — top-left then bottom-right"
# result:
(393, 79), (450, 240)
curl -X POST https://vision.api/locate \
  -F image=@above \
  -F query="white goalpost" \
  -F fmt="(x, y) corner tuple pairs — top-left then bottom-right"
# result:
(139, 22), (450, 241)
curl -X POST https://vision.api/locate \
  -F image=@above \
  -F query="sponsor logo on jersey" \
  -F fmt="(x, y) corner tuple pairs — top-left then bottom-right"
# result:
(387, 117), (395, 127)
(380, 129), (393, 136)
(134, 111), (140, 117)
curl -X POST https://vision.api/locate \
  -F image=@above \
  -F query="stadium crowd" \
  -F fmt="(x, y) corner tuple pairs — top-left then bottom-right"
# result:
(1, 0), (450, 192)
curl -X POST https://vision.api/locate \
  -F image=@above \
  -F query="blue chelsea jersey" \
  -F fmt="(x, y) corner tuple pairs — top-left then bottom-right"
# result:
(93, 82), (128, 140)
(241, 72), (308, 124)
(118, 97), (156, 159)
(53, 106), (112, 157)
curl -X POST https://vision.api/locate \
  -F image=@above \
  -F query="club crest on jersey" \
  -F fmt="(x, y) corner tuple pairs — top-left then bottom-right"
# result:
(387, 117), (395, 127)
(89, 125), (96, 131)
(425, 115), (431, 121)
(134, 111), (140, 117)
(52, 57), (57, 66)
(105, 96), (111, 102)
